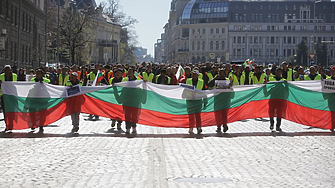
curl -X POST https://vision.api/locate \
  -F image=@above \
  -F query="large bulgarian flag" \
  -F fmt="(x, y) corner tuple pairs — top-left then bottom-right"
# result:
(2, 80), (334, 130)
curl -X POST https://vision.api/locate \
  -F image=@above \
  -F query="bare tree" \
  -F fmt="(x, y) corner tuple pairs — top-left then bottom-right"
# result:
(59, 7), (94, 65)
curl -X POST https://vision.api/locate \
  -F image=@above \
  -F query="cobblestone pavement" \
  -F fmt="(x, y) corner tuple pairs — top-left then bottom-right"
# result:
(0, 114), (334, 188)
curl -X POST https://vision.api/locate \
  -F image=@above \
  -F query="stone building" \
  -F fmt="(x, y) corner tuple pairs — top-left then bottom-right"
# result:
(0, 0), (46, 68)
(161, 0), (335, 66)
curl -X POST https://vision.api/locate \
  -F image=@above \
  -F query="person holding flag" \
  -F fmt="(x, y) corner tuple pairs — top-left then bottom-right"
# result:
(29, 69), (50, 133)
(66, 72), (83, 133)
(0, 65), (18, 133)
(109, 69), (124, 130)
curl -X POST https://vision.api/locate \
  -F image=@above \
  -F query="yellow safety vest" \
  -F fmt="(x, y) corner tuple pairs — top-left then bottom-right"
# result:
(251, 73), (266, 84)
(229, 73), (245, 86)
(0, 73), (17, 95)
(186, 78), (204, 90)
(30, 77), (50, 83)
(155, 75), (171, 85)
(58, 74), (70, 86)
(122, 77), (140, 82)
(142, 72), (154, 82)
(304, 74), (322, 81)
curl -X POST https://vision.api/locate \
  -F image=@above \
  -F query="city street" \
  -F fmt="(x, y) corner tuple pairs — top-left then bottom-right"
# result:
(0, 114), (334, 188)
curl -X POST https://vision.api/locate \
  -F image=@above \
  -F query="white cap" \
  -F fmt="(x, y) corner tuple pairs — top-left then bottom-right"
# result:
(193, 70), (200, 75)
(4, 65), (11, 69)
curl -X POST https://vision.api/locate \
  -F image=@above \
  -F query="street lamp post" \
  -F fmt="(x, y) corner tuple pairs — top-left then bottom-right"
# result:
(313, 1), (322, 54)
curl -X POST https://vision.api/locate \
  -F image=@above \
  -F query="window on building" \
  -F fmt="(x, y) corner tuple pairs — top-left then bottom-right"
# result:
(271, 37), (275, 44)
(237, 49), (241, 56)
(237, 36), (241, 43)
(234, 36), (236, 43)
(288, 37), (292, 44)
(197, 41), (200, 50)
(197, 29), (200, 35)
(254, 37), (258, 44)
(210, 28), (214, 34)
(192, 42), (195, 50)
(222, 28), (225, 33)
(216, 41), (219, 50)
(202, 29), (205, 34)
(192, 29), (195, 35)
(243, 36), (245, 44)
(210, 41), (214, 50)
(182, 28), (189, 37)
(293, 37), (296, 44)
(222, 41), (225, 50)
(0, 0), (3, 16)
(250, 49), (253, 56)
(216, 28), (219, 34)
(202, 41), (205, 50)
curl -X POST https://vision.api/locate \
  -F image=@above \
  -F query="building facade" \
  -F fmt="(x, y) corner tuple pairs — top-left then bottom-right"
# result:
(161, 0), (335, 66)
(89, 7), (121, 64)
(0, 0), (46, 68)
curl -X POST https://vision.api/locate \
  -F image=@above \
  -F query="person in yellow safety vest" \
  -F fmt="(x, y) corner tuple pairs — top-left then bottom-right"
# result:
(142, 65), (154, 82)
(66, 72), (82, 133)
(251, 66), (266, 84)
(266, 68), (287, 132)
(109, 69), (124, 130)
(193, 67), (203, 80)
(57, 67), (70, 86)
(29, 69), (51, 133)
(207, 66), (218, 83)
(264, 69), (274, 83)
(242, 66), (253, 85)
(229, 65), (246, 86)
(155, 69), (171, 85)
(304, 66), (322, 81)
(318, 67), (329, 79)
(0, 65), (18, 133)
(87, 64), (99, 84)
(295, 66), (306, 81)
(186, 70), (205, 134)
(281, 61), (296, 81)
(207, 69), (231, 133)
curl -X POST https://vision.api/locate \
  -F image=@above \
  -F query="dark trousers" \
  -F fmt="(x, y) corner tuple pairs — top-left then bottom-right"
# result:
(270, 117), (282, 127)
(125, 122), (136, 129)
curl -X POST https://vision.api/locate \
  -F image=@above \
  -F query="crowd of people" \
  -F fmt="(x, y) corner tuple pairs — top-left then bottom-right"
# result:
(0, 61), (334, 134)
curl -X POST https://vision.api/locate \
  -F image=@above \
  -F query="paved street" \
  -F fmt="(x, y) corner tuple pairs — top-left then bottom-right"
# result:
(0, 114), (334, 188)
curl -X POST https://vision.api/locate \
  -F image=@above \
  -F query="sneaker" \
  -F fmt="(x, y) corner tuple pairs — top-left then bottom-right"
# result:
(188, 128), (194, 134)
(125, 129), (130, 134)
(197, 128), (202, 134)
(94, 116), (99, 121)
(111, 121), (116, 128)
(117, 123), (122, 130)
(270, 124), (274, 130)
(223, 125), (229, 133)
(6, 129), (12, 133)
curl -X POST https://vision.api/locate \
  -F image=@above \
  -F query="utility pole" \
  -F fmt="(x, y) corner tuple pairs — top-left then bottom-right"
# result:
(45, 0), (48, 67)
(17, 0), (22, 68)
(57, 0), (60, 65)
